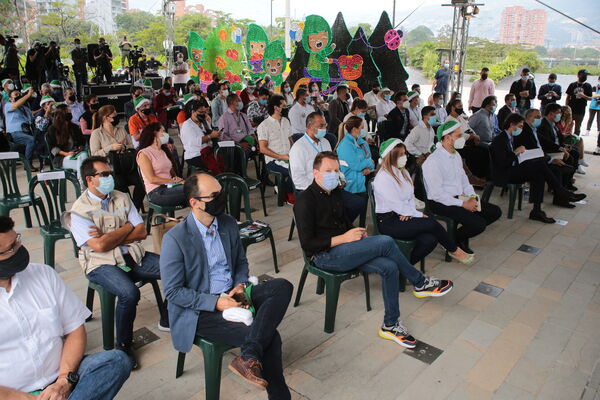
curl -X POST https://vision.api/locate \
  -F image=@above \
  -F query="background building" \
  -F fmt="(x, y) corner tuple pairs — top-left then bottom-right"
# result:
(174, 0), (209, 18)
(85, 0), (128, 34)
(499, 6), (547, 47)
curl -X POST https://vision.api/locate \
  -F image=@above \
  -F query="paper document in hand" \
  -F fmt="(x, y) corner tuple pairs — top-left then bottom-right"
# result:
(517, 148), (545, 163)
(547, 152), (564, 161)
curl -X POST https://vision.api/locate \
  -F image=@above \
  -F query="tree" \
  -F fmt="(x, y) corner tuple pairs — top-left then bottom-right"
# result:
(404, 25), (434, 46)
(115, 11), (160, 34)
(174, 14), (213, 45)
(349, 23), (372, 37)
(437, 24), (452, 41)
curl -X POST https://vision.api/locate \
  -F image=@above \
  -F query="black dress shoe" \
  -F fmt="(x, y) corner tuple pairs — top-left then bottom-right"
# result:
(529, 210), (556, 224)
(116, 344), (138, 370)
(566, 185), (578, 192)
(458, 242), (474, 255)
(569, 193), (586, 202)
(552, 199), (576, 209)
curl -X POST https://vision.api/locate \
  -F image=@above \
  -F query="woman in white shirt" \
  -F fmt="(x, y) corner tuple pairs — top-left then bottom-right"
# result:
(373, 138), (474, 265)
(180, 99), (224, 174)
(281, 81), (294, 106)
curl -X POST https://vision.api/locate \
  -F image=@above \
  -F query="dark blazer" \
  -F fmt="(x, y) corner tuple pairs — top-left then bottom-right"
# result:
(514, 123), (540, 150)
(490, 130), (518, 186)
(327, 98), (349, 134)
(159, 213), (249, 352)
(497, 105), (515, 129)
(509, 79), (536, 109)
(387, 107), (409, 140)
(536, 117), (562, 153)
(48, 122), (86, 167)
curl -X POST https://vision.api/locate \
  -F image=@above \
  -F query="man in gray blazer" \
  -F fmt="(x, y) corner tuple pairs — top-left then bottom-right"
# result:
(159, 172), (293, 399)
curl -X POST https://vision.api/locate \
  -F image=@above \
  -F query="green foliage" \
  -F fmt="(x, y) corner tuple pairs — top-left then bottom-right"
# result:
(406, 41), (437, 68)
(539, 62), (600, 76)
(487, 49), (543, 82)
(175, 14), (213, 45)
(349, 24), (372, 36)
(132, 21), (166, 56)
(115, 11), (160, 33)
(404, 26), (435, 46)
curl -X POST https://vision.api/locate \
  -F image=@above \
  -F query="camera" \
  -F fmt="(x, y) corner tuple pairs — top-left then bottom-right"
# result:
(129, 45), (145, 68)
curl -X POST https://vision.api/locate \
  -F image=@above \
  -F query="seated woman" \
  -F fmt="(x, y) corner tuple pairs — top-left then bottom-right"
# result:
(79, 94), (99, 144)
(373, 138), (473, 265)
(90, 105), (145, 210)
(136, 122), (186, 207)
(180, 98), (224, 175)
(557, 105), (588, 173)
(48, 103), (88, 178)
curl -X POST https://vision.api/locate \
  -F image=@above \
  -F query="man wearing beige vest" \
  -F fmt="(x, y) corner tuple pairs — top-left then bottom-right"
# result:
(68, 156), (168, 370)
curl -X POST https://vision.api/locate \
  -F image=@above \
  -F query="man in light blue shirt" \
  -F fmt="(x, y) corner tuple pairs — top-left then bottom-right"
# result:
(4, 88), (35, 164)
(468, 95), (497, 146)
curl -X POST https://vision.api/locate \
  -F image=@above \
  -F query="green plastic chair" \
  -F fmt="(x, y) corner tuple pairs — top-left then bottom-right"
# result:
(414, 167), (467, 262)
(367, 181), (426, 293)
(216, 144), (267, 216)
(258, 154), (285, 207)
(216, 173), (279, 273)
(85, 279), (165, 350)
(0, 152), (39, 228)
(294, 252), (371, 333)
(175, 336), (236, 400)
(28, 170), (81, 268)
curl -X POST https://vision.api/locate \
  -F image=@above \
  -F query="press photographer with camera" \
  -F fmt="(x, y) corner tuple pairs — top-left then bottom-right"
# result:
(3, 87), (36, 169)
(0, 35), (20, 81)
(25, 41), (49, 88)
(71, 38), (88, 100)
(45, 41), (61, 81)
(93, 38), (113, 84)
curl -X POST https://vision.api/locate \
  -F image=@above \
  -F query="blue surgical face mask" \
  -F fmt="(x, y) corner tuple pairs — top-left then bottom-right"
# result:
(512, 128), (522, 136)
(491, 105), (497, 113)
(321, 171), (339, 191)
(359, 128), (367, 138)
(510, 100), (517, 108)
(97, 175), (115, 195)
(236, 101), (243, 111)
(259, 99), (267, 106)
(316, 128), (327, 139)
(533, 118), (542, 128)
(384, 94), (392, 101)
(428, 116), (437, 126)
(357, 112), (365, 118)
(554, 113), (562, 123)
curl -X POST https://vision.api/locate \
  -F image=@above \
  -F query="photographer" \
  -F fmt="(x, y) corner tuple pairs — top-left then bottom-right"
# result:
(0, 35), (20, 81)
(3, 88), (36, 169)
(45, 41), (61, 82)
(25, 41), (47, 87)
(71, 38), (88, 100)
(93, 38), (113, 84)
(146, 56), (161, 75)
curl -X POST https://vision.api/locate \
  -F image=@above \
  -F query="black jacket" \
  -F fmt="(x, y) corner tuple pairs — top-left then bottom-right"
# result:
(536, 118), (562, 154)
(497, 105), (516, 129)
(386, 107), (409, 140)
(515, 123), (539, 150)
(509, 79), (536, 110)
(327, 98), (349, 135)
(490, 131), (518, 186)
(48, 122), (85, 167)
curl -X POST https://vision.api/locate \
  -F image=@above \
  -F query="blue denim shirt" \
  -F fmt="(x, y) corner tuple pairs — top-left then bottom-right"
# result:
(337, 133), (374, 194)
(193, 215), (233, 294)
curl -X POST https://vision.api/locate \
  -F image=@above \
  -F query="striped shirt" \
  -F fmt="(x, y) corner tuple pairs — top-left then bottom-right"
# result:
(193, 215), (233, 295)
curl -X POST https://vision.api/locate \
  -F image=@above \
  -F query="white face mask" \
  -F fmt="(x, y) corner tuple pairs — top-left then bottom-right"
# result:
(397, 155), (407, 169)
(222, 90), (229, 97)
(402, 101), (410, 109)
(159, 132), (169, 145)
(453, 136), (466, 150)
(437, 99), (444, 106)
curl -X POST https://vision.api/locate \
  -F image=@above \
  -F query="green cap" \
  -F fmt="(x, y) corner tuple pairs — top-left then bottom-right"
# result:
(39, 95), (55, 106)
(52, 102), (65, 108)
(20, 84), (31, 93)
(182, 93), (195, 105)
(436, 120), (460, 142)
(143, 79), (152, 87)
(407, 91), (418, 101)
(379, 138), (403, 161)
(50, 80), (61, 87)
(1, 79), (12, 87)
(133, 96), (150, 109)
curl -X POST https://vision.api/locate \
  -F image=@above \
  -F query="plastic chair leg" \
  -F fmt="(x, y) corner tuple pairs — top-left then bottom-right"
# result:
(85, 286), (95, 322)
(362, 272), (372, 311)
(324, 277), (342, 333)
(201, 343), (226, 400)
(293, 267), (309, 307)
(517, 187), (523, 210)
(146, 208), (154, 235)
(268, 232), (279, 273)
(175, 352), (186, 378)
(481, 183), (494, 203)
(287, 217), (295, 241)
(316, 277), (325, 295)
(507, 185), (517, 219)
(43, 236), (57, 268)
(399, 276), (406, 292)
(260, 185), (268, 217)
(150, 280), (164, 313)
(98, 288), (116, 350)
(420, 259), (426, 273)
(23, 206), (32, 228)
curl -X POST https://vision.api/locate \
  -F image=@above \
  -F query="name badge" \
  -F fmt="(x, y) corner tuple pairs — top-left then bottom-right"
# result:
(236, 129), (242, 133)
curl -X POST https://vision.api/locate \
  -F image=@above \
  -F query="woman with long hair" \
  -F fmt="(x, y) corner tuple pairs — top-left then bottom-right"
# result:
(89, 105), (145, 209)
(373, 138), (473, 265)
(180, 99), (224, 174)
(79, 94), (99, 138)
(558, 105), (587, 173)
(281, 81), (294, 106)
(136, 122), (186, 207)
(48, 103), (88, 177)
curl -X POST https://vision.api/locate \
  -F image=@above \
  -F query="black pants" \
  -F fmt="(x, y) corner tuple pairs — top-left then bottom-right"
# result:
(427, 200), (502, 243)
(74, 69), (88, 100)
(174, 83), (186, 96)
(147, 184), (186, 207)
(460, 144), (490, 179)
(115, 170), (145, 210)
(508, 159), (569, 204)
(378, 215), (458, 264)
(195, 279), (293, 400)
(587, 109), (600, 133)
(471, 106), (481, 114)
(98, 66), (112, 84)
(573, 113), (584, 135)
(549, 163), (575, 189)
(186, 155), (209, 172)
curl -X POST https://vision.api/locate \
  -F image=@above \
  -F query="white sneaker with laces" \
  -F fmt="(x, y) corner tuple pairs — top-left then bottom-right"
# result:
(580, 159), (589, 167)
(582, 130), (590, 136)
(576, 166), (586, 175)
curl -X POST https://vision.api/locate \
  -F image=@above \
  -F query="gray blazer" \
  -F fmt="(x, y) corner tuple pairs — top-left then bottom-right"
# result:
(159, 213), (249, 352)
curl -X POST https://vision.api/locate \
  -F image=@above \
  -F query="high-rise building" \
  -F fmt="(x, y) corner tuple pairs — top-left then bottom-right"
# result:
(499, 6), (547, 47)
(174, 0), (208, 18)
(84, 0), (128, 34)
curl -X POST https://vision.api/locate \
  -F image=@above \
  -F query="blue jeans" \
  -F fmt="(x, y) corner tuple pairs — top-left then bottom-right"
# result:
(68, 350), (132, 399)
(312, 235), (425, 326)
(9, 130), (34, 161)
(266, 160), (293, 194)
(87, 252), (167, 348)
(195, 278), (293, 400)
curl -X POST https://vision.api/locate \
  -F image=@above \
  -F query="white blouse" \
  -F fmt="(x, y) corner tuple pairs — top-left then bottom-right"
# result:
(373, 167), (423, 217)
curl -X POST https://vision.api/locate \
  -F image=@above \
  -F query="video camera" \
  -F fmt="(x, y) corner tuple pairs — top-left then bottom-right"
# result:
(129, 45), (144, 68)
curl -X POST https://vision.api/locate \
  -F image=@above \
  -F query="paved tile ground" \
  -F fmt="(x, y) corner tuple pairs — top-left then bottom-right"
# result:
(13, 131), (600, 400)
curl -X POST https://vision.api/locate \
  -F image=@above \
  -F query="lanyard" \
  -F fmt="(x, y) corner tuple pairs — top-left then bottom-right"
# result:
(232, 112), (249, 132)
(304, 133), (323, 153)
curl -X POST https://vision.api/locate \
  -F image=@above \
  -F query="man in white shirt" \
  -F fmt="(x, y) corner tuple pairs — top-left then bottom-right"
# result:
(288, 88), (314, 136)
(375, 88), (394, 122)
(0, 216), (132, 399)
(363, 82), (380, 130)
(422, 121), (502, 253)
(172, 52), (190, 96)
(257, 94), (295, 204)
(405, 90), (421, 130)
(64, 87), (85, 126)
(405, 106), (436, 162)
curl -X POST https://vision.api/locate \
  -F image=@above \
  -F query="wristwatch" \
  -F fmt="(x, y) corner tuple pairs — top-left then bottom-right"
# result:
(59, 371), (79, 387)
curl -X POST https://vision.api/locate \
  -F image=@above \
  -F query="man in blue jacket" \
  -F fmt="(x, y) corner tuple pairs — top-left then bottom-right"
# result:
(159, 172), (293, 399)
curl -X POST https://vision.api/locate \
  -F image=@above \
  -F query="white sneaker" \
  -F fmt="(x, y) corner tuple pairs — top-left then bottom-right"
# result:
(582, 130), (590, 136)
(158, 322), (171, 332)
(576, 166), (586, 175)
(595, 147), (600, 155)
(580, 159), (589, 167)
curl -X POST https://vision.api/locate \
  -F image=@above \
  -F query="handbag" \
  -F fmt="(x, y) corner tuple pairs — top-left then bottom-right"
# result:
(150, 214), (184, 254)
(108, 148), (137, 175)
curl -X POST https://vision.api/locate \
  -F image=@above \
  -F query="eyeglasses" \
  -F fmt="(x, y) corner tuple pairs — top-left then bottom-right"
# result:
(193, 190), (223, 201)
(0, 233), (21, 256)
(92, 171), (113, 178)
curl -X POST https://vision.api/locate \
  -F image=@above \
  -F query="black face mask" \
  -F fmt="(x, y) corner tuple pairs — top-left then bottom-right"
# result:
(203, 190), (227, 216)
(66, 112), (73, 121)
(579, 76), (587, 83)
(481, 74), (488, 80)
(110, 115), (120, 126)
(373, 89), (380, 94)
(281, 107), (289, 119)
(456, 108), (464, 114)
(90, 103), (99, 111)
(68, 95), (76, 102)
(0, 246), (30, 279)
(141, 108), (153, 116)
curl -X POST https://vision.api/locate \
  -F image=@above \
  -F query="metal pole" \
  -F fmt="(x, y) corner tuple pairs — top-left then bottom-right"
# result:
(270, 0), (273, 40)
(284, 0), (291, 58)
(392, 0), (396, 26)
